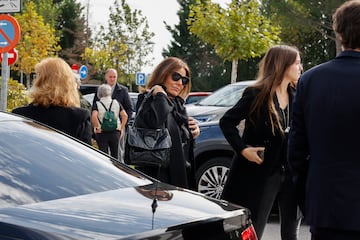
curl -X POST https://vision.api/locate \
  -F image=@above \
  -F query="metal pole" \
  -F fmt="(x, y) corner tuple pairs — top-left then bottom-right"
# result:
(0, 52), (8, 111)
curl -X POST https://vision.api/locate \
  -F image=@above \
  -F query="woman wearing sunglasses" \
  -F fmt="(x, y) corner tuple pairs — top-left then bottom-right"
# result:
(133, 57), (200, 188)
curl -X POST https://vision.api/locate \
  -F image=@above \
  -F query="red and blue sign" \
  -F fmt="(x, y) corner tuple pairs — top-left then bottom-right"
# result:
(0, 14), (20, 53)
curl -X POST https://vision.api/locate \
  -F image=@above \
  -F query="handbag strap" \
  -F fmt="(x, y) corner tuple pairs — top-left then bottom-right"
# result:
(134, 90), (159, 127)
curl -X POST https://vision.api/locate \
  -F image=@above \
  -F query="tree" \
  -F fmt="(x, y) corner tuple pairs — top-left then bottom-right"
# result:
(57, 0), (91, 64)
(163, 0), (232, 91)
(82, 0), (154, 90)
(261, 0), (341, 70)
(188, 0), (281, 83)
(23, 0), (60, 29)
(14, 2), (61, 88)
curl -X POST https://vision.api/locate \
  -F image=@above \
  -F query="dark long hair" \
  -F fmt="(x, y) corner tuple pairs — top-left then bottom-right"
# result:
(249, 45), (299, 134)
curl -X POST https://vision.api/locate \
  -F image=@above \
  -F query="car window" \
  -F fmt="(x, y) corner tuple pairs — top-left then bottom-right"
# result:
(197, 84), (249, 107)
(186, 95), (206, 104)
(0, 118), (152, 208)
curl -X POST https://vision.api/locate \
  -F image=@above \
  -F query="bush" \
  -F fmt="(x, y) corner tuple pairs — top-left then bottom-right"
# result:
(0, 78), (30, 112)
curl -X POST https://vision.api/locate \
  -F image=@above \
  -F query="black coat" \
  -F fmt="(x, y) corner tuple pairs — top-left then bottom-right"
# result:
(288, 50), (360, 230)
(134, 92), (193, 188)
(219, 86), (295, 217)
(12, 104), (92, 145)
(92, 83), (132, 124)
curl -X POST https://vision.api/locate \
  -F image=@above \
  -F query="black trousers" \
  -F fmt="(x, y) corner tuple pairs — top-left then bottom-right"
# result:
(254, 169), (302, 240)
(311, 227), (360, 240)
(95, 131), (120, 159)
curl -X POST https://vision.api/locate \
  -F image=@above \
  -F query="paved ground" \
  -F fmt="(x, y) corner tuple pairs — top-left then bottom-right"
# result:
(262, 216), (311, 240)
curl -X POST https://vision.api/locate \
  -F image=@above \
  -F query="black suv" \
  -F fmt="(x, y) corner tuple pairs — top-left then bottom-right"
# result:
(187, 80), (255, 198)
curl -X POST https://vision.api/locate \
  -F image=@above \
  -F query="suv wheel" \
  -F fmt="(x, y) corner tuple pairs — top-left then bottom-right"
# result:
(195, 157), (231, 199)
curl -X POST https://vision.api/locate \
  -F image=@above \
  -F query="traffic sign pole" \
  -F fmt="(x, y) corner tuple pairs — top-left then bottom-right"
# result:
(0, 14), (21, 111)
(0, 52), (8, 111)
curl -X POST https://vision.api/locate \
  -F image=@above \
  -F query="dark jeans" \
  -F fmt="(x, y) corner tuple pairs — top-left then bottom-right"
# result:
(311, 227), (360, 240)
(254, 169), (302, 240)
(95, 131), (120, 159)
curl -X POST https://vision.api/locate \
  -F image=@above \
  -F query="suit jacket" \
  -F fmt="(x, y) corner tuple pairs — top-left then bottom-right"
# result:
(219, 85), (295, 219)
(288, 50), (360, 230)
(12, 104), (92, 145)
(92, 83), (132, 124)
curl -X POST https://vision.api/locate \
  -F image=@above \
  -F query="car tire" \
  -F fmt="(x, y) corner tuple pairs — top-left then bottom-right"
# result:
(195, 157), (232, 199)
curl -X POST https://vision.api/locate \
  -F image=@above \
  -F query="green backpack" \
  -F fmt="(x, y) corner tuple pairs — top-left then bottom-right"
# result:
(98, 100), (117, 131)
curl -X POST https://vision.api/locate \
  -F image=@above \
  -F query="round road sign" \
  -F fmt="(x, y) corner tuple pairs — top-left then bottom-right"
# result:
(71, 63), (79, 74)
(79, 65), (88, 79)
(0, 14), (20, 53)
(0, 47), (17, 65)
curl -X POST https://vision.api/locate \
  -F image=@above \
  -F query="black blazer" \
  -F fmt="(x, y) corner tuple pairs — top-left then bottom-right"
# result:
(12, 104), (91, 145)
(219, 85), (295, 216)
(92, 83), (132, 124)
(12, 104), (92, 145)
(288, 50), (360, 230)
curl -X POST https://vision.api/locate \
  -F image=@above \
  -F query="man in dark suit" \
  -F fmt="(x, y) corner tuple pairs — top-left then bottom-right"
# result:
(92, 68), (132, 161)
(288, 1), (360, 239)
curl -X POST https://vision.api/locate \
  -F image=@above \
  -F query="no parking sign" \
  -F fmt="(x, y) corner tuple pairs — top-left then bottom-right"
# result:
(136, 72), (146, 86)
(0, 14), (21, 53)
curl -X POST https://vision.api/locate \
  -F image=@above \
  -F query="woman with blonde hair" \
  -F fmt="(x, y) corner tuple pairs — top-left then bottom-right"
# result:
(12, 57), (92, 144)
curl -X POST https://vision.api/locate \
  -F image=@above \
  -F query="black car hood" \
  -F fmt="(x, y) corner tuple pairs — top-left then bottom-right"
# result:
(0, 183), (248, 239)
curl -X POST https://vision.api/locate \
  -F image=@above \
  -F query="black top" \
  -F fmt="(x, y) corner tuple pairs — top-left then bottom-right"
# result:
(12, 104), (92, 145)
(134, 92), (194, 188)
(219, 85), (295, 216)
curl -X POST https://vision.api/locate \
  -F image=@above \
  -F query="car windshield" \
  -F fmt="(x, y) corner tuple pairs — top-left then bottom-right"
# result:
(0, 114), (152, 208)
(197, 83), (250, 107)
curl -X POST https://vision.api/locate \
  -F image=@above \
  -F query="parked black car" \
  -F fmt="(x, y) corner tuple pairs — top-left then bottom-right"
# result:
(79, 83), (100, 95)
(187, 81), (255, 199)
(0, 111), (257, 240)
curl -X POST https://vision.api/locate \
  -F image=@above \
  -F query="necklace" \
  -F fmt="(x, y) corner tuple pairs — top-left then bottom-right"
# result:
(281, 105), (290, 133)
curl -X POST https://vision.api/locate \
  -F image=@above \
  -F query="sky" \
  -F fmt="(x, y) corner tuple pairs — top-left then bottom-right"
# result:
(78, 0), (230, 73)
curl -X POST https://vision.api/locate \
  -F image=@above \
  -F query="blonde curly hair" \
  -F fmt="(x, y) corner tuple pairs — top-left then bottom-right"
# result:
(30, 57), (80, 107)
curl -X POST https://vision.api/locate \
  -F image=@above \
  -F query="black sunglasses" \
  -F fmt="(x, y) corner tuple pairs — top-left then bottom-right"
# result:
(171, 72), (189, 86)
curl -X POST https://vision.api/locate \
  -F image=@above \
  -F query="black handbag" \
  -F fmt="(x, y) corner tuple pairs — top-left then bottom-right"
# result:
(125, 91), (172, 167)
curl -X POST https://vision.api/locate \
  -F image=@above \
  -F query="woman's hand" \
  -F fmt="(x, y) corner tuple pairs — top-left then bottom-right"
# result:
(151, 85), (167, 96)
(241, 146), (265, 165)
(188, 117), (200, 139)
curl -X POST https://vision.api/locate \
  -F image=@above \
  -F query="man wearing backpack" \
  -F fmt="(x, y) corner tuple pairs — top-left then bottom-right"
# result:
(91, 69), (133, 161)
(92, 69), (133, 125)
(92, 84), (128, 159)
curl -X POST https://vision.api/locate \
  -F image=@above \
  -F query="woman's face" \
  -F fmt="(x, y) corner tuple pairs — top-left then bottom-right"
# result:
(163, 68), (189, 97)
(285, 53), (303, 84)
